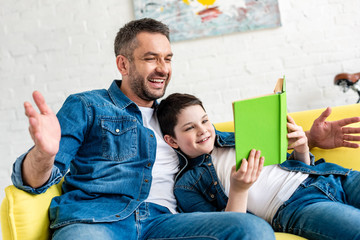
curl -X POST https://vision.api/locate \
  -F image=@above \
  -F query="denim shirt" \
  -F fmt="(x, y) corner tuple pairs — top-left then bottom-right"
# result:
(174, 130), (351, 213)
(11, 80), (160, 228)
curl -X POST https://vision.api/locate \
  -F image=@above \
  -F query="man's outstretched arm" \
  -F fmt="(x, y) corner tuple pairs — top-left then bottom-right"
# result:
(22, 91), (61, 188)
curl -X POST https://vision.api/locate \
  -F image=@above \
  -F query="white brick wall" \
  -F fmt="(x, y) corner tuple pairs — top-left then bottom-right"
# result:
(1, 0), (359, 226)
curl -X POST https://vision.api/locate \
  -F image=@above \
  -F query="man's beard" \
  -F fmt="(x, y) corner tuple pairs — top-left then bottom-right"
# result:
(128, 66), (169, 102)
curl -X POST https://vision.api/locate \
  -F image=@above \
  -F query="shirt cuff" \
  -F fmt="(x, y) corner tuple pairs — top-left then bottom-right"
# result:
(11, 151), (63, 194)
(287, 151), (315, 166)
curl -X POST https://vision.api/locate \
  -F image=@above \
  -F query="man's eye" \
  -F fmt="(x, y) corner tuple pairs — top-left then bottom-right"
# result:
(144, 58), (156, 61)
(202, 119), (208, 124)
(165, 58), (172, 62)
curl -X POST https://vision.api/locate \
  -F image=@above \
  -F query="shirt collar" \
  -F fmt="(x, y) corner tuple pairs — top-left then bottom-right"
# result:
(108, 80), (159, 110)
(108, 80), (136, 110)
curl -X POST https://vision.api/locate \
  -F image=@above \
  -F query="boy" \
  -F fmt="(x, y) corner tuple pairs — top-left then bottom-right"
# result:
(157, 93), (360, 240)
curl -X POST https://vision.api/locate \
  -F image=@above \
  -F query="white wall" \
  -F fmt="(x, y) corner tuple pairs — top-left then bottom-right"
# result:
(1, 0), (359, 209)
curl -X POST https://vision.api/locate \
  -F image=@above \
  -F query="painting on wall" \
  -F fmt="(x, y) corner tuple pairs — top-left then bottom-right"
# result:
(133, 0), (281, 42)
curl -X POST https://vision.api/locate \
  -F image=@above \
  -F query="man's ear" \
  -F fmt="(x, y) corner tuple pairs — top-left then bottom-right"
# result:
(164, 135), (179, 149)
(116, 55), (129, 76)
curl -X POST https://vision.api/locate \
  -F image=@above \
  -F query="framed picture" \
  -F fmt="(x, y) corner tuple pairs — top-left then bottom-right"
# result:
(133, 0), (281, 42)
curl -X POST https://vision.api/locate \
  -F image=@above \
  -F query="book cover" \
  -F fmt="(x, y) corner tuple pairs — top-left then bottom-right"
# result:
(233, 78), (287, 170)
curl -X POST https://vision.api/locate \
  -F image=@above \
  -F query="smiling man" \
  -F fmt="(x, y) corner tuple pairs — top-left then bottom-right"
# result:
(11, 18), (275, 239)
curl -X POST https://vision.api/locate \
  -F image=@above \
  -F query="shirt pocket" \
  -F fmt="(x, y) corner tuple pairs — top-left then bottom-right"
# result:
(202, 181), (218, 203)
(101, 117), (137, 161)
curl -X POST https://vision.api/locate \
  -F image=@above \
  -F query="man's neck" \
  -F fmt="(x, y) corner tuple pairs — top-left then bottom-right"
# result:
(120, 83), (154, 108)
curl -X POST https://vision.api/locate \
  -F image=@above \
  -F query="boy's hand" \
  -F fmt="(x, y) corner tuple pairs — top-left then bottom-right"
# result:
(225, 149), (263, 213)
(230, 149), (264, 192)
(287, 115), (310, 165)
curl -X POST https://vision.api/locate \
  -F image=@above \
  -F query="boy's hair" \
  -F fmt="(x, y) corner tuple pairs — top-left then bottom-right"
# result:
(157, 93), (205, 137)
(114, 18), (170, 61)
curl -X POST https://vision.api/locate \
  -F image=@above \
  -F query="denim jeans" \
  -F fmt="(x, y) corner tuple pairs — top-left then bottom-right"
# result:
(272, 171), (360, 240)
(52, 202), (275, 240)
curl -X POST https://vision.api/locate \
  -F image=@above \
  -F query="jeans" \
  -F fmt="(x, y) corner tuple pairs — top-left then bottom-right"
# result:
(52, 202), (275, 240)
(272, 171), (360, 240)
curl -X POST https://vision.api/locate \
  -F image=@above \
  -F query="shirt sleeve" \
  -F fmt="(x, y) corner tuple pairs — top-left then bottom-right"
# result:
(11, 94), (89, 194)
(287, 151), (315, 166)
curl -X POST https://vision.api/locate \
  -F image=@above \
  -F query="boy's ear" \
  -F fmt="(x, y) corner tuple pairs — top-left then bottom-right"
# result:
(164, 135), (179, 149)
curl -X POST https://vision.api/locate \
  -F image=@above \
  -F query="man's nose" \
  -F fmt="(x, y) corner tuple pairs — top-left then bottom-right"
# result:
(156, 59), (170, 75)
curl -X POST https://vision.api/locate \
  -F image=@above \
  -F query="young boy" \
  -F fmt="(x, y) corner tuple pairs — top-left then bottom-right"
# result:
(157, 93), (360, 240)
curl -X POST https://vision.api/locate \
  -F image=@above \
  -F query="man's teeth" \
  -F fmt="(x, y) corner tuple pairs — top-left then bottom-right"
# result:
(149, 79), (164, 83)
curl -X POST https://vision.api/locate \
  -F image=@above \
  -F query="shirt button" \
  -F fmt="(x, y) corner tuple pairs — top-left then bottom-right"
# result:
(115, 214), (120, 217)
(210, 194), (215, 198)
(207, 163), (212, 166)
(144, 179), (149, 183)
(147, 163), (151, 167)
(150, 134), (154, 138)
(115, 129), (120, 133)
(214, 181), (218, 185)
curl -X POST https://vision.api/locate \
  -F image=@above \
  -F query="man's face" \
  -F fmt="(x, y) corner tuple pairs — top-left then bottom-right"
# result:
(123, 32), (173, 106)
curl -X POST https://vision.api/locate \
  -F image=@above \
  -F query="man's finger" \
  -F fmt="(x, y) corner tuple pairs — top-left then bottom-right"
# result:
(343, 127), (360, 134)
(316, 107), (332, 123)
(344, 134), (360, 141)
(32, 91), (51, 115)
(342, 141), (360, 148)
(337, 117), (360, 127)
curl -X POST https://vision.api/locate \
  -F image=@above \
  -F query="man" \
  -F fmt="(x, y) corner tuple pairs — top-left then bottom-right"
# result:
(12, 18), (360, 239)
(12, 18), (275, 239)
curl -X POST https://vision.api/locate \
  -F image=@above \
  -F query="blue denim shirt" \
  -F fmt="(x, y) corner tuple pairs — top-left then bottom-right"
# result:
(11, 80), (160, 228)
(174, 130), (351, 213)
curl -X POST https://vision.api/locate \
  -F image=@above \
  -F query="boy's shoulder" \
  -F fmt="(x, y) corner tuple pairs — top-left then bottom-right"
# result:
(215, 130), (235, 147)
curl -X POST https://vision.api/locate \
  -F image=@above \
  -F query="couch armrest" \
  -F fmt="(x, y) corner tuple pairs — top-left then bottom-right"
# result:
(1, 182), (62, 240)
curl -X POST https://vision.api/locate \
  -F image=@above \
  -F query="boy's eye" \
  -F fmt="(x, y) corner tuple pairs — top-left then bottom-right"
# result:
(202, 119), (208, 124)
(185, 126), (194, 131)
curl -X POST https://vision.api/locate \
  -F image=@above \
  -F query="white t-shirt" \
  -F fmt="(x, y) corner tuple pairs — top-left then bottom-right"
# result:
(139, 107), (179, 213)
(211, 146), (309, 223)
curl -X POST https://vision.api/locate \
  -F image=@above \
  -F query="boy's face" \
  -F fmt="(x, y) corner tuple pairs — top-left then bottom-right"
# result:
(164, 105), (216, 158)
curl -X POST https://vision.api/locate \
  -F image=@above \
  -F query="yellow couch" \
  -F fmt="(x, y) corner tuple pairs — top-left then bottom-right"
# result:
(2, 104), (360, 240)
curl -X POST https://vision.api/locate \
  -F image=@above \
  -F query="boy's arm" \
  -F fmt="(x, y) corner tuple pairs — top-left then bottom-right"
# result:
(287, 115), (311, 165)
(225, 149), (263, 213)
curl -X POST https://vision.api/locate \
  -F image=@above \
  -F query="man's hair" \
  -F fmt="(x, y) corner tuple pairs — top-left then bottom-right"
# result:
(157, 93), (205, 137)
(114, 18), (170, 60)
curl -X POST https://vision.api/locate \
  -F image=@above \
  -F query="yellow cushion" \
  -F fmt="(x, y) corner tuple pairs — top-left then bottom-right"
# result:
(274, 232), (307, 239)
(1, 182), (62, 240)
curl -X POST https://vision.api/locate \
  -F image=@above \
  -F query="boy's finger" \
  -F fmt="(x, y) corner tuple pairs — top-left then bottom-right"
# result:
(287, 115), (295, 124)
(251, 150), (261, 178)
(256, 157), (265, 177)
(238, 159), (248, 174)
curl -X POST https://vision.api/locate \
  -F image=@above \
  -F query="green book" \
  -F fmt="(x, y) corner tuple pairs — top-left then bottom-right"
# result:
(233, 78), (287, 170)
